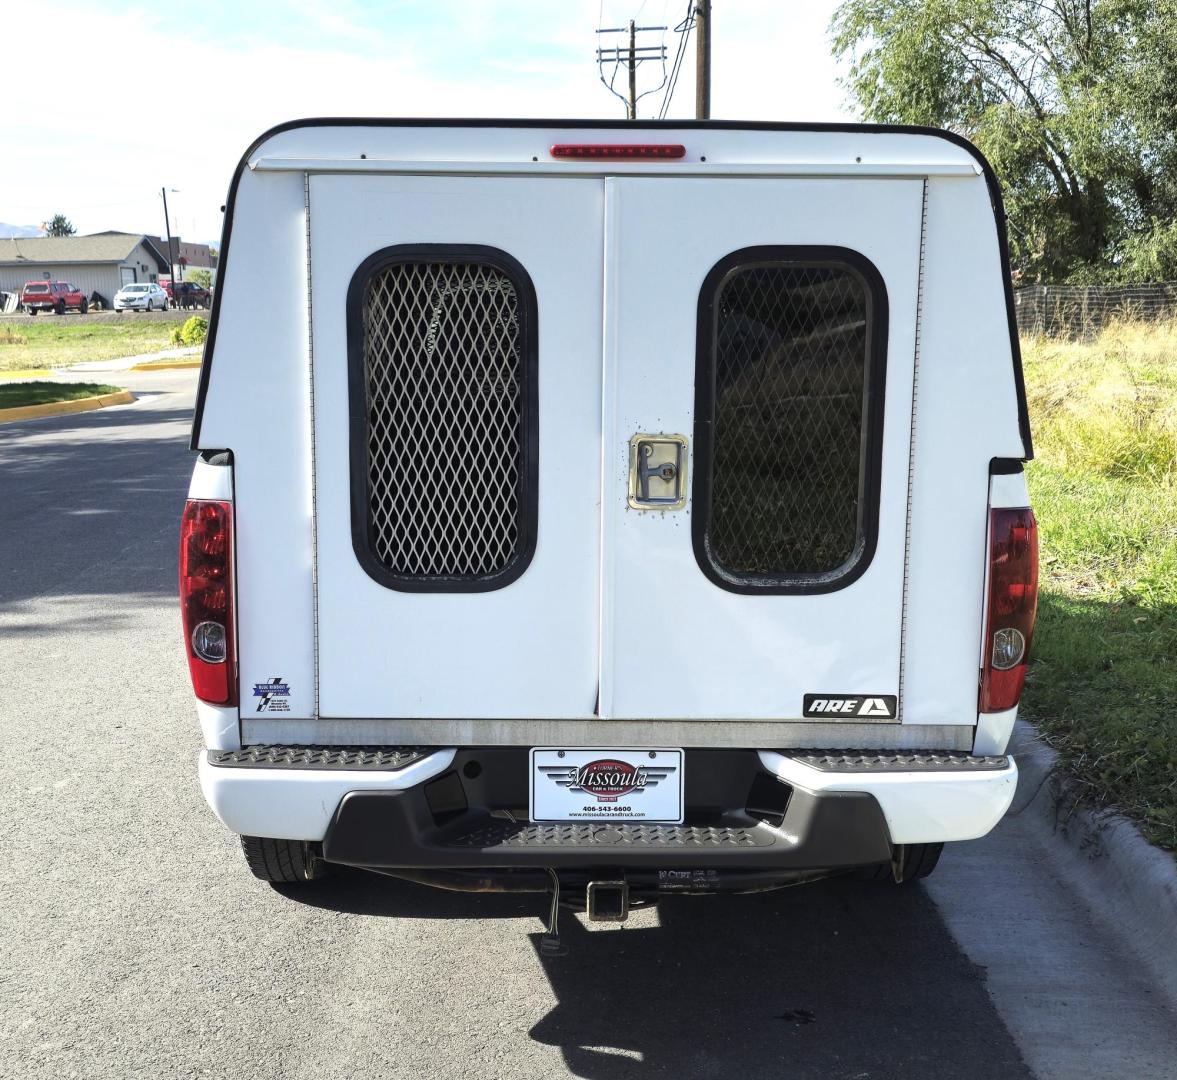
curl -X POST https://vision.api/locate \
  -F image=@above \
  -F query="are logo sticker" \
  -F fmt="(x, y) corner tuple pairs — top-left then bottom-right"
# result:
(803, 694), (897, 720)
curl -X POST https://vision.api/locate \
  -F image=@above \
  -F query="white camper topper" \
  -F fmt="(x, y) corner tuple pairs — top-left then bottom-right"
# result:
(185, 121), (1036, 919)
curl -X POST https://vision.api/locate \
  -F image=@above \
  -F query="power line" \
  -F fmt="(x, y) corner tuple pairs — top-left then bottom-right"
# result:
(658, 1), (695, 119)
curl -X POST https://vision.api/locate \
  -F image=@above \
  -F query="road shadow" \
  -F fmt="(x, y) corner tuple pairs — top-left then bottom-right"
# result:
(0, 400), (194, 609)
(280, 866), (1031, 1080)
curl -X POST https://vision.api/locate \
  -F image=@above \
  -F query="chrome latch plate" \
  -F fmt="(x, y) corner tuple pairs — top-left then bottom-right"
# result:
(627, 434), (688, 511)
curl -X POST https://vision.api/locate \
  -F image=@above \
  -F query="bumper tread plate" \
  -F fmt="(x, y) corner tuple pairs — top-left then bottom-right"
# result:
(449, 821), (768, 849)
(785, 750), (1008, 772)
(208, 745), (427, 770)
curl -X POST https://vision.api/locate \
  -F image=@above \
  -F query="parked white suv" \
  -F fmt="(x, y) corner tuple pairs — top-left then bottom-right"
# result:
(114, 282), (168, 312)
(184, 121), (1036, 937)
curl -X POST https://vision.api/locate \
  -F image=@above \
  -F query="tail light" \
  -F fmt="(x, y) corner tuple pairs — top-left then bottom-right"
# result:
(980, 508), (1038, 712)
(179, 500), (236, 705)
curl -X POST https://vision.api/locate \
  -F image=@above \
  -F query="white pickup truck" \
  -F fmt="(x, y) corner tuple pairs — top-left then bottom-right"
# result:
(183, 120), (1036, 935)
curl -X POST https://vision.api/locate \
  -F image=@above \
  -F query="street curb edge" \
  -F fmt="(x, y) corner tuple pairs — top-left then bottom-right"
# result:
(0, 390), (136, 423)
(1010, 720), (1177, 1007)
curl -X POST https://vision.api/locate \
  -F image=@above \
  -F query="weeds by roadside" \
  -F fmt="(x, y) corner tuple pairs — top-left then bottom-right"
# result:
(1021, 318), (1177, 852)
(0, 314), (183, 370)
(169, 316), (208, 348)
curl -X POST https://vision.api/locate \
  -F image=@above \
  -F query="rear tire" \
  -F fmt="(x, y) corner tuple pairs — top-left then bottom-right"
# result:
(854, 842), (944, 884)
(240, 835), (330, 883)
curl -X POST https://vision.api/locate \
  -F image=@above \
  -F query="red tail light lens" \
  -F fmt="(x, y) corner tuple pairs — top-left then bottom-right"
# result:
(549, 143), (687, 160)
(179, 499), (236, 705)
(980, 508), (1038, 712)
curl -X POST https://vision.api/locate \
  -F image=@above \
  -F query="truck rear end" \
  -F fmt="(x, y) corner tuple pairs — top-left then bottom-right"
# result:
(184, 120), (1036, 920)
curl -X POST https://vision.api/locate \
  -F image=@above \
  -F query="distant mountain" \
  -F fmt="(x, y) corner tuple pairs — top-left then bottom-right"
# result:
(0, 223), (45, 238)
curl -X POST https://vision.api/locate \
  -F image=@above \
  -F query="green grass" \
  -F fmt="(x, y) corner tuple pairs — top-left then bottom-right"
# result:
(0, 316), (182, 370)
(1021, 320), (1177, 852)
(0, 381), (123, 408)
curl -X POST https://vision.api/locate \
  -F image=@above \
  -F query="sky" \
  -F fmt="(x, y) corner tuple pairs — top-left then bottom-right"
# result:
(0, 0), (853, 243)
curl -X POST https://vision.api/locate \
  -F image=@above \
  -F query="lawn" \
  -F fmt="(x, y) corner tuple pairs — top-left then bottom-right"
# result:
(1020, 319), (1177, 852)
(0, 381), (124, 409)
(0, 313), (185, 370)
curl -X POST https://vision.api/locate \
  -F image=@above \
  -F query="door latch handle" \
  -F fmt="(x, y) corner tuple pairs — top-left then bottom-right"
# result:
(628, 435), (688, 510)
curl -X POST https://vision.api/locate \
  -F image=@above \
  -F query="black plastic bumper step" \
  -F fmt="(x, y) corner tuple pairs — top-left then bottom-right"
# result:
(447, 821), (771, 850)
(784, 750), (1009, 772)
(208, 746), (428, 770)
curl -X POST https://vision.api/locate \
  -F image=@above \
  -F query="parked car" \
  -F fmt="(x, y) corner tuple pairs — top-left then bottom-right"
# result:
(20, 280), (87, 315)
(186, 120), (1036, 940)
(113, 282), (169, 312)
(171, 281), (212, 310)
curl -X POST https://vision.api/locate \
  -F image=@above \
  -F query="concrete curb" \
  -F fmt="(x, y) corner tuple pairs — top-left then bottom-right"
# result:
(0, 389), (136, 423)
(1010, 720), (1177, 1005)
(68, 346), (201, 372)
(128, 358), (202, 371)
(0, 368), (55, 380)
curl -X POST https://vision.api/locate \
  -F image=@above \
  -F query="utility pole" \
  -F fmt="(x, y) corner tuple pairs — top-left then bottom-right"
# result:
(627, 20), (637, 120)
(695, 0), (711, 119)
(161, 187), (178, 286)
(596, 23), (667, 119)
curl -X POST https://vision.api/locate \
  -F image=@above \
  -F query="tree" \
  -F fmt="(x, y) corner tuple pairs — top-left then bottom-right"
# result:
(831, 0), (1177, 282)
(186, 268), (212, 289)
(44, 214), (75, 238)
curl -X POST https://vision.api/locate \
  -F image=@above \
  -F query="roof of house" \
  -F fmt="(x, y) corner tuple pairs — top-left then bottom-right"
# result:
(0, 233), (169, 271)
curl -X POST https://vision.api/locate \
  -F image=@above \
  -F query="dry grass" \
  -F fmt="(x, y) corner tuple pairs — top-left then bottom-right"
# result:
(1022, 318), (1177, 484)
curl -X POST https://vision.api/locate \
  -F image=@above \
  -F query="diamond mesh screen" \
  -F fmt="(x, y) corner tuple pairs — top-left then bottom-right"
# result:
(702, 261), (874, 582)
(359, 259), (530, 584)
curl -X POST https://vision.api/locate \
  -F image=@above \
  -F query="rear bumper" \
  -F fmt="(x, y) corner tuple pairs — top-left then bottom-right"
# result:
(199, 747), (1017, 867)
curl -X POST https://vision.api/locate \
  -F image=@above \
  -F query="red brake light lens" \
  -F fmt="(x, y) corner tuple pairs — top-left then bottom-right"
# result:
(549, 143), (687, 160)
(980, 508), (1038, 712)
(179, 499), (236, 705)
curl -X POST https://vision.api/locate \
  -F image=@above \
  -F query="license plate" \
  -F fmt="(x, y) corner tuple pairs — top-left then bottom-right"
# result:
(529, 748), (684, 823)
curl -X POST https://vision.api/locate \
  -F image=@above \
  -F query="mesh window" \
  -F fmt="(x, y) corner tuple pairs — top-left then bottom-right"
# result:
(353, 251), (536, 590)
(694, 252), (885, 591)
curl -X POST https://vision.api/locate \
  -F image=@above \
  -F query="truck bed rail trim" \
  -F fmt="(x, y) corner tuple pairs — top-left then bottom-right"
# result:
(241, 718), (976, 751)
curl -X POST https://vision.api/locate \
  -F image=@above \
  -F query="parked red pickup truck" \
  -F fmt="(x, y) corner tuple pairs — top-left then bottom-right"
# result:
(21, 281), (88, 315)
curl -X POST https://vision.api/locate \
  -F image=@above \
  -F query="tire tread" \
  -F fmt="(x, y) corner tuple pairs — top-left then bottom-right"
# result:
(240, 835), (328, 883)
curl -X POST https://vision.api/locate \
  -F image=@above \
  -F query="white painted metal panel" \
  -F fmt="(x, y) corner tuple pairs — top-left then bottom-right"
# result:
(899, 179), (1028, 725)
(194, 169), (317, 721)
(601, 177), (924, 720)
(309, 174), (603, 719)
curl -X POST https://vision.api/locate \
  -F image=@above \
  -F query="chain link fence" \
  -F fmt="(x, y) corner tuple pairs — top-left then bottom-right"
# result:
(1015, 282), (1177, 338)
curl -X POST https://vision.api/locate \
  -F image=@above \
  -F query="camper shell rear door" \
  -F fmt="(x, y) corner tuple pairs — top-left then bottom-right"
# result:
(307, 167), (921, 723)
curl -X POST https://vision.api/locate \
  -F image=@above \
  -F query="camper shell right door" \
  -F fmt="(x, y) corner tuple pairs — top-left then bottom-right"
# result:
(599, 176), (924, 720)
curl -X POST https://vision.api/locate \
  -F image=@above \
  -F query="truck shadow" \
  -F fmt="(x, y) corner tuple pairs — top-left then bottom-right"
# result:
(283, 868), (1031, 1079)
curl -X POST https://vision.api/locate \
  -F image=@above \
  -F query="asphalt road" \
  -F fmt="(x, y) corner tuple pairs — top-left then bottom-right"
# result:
(1, 371), (1175, 1080)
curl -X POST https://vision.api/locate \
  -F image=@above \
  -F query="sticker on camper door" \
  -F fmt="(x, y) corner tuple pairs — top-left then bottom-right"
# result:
(252, 677), (291, 712)
(802, 694), (897, 720)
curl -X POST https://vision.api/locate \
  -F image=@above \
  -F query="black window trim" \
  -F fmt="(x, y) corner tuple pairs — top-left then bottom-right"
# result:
(692, 245), (889, 596)
(346, 243), (539, 594)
